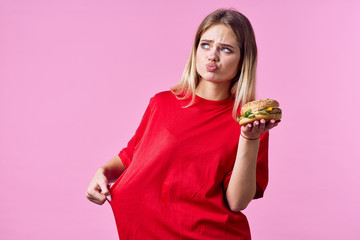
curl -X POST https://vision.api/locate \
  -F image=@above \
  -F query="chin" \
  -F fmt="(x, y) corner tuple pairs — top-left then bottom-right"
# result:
(205, 77), (233, 83)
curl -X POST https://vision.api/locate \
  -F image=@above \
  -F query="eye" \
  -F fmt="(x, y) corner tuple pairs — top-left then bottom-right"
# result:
(221, 47), (232, 53)
(200, 43), (210, 49)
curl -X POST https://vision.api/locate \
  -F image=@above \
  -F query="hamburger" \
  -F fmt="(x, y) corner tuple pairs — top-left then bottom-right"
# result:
(237, 98), (282, 126)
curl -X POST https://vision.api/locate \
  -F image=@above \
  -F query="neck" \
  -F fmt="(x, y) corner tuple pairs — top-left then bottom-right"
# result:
(195, 79), (231, 101)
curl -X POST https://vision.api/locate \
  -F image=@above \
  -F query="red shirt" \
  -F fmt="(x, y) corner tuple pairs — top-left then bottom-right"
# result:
(109, 90), (269, 239)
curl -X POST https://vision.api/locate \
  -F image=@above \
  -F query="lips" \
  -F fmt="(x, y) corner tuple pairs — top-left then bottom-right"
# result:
(206, 63), (218, 71)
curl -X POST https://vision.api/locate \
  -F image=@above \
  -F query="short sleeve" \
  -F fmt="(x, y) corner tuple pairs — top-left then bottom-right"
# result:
(222, 131), (269, 199)
(118, 97), (154, 169)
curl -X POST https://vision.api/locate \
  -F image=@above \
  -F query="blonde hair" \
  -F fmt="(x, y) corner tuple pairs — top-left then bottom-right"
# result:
(170, 8), (258, 121)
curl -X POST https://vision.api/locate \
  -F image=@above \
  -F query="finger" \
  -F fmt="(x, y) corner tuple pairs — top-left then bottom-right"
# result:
(258, 119), (266, 132)
(251, 121), (260, 133)
(90, 196), (106, 205)
(99, 181), (111, 197)
(86, 188), (107, 205)
(273, 122), (280, 128)
(241, 123), (252, 133)
(99, 181), (113, 202)
(264, 119), (276, 131)
(86, 192), (103, 205)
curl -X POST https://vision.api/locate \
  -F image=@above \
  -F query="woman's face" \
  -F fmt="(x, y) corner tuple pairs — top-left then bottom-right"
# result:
(196, 24), (241, 83)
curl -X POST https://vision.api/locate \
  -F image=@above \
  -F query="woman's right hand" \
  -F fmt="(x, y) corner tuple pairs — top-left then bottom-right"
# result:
(86, 167), (112, 205)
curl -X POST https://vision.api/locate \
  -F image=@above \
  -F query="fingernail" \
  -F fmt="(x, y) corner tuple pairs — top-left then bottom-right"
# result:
(107, 195), (112, 202)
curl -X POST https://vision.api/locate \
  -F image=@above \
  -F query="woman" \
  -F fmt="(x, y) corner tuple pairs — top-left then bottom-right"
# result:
(86, 8), (280, 239)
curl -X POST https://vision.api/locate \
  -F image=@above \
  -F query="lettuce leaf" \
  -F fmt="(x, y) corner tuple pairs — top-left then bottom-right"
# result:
(244, 108), (252, 117)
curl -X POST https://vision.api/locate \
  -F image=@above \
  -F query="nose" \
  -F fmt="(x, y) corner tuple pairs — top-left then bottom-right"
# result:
(207, 47), (219, 62)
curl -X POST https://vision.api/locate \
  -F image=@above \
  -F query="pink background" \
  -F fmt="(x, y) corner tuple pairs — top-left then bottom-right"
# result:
(1, 0), (359, 239)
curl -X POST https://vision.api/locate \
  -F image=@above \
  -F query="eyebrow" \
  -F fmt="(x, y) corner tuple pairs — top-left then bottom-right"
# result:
(200, 39), (235, 49)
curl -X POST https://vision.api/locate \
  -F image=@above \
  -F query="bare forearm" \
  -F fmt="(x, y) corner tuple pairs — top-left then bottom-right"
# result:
(225, 136), (259, 212)
(100, 155), (126, 183)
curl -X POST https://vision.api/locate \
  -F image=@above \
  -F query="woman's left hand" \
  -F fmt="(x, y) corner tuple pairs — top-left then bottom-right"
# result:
(241, 119), (280, 139)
